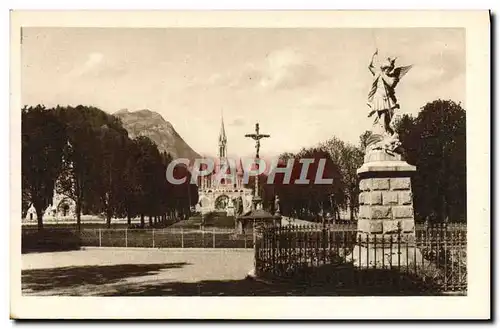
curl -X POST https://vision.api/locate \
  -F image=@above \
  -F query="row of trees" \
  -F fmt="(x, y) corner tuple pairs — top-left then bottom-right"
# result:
(22, 105), (198, 230)
(256, 138), (363, 222)
(254, 99), (466, 223)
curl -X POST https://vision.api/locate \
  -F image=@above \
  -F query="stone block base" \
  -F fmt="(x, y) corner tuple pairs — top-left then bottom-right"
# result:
(352, 245), (423, 269)
(357, 159), (417, 239)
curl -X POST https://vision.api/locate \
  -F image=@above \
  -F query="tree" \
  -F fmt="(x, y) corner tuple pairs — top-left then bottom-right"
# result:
(166, 163), (199, 221)
(22, 105), (66, 230)
(340, 144), (364, 220)
(55, 105), (129, 230)
(395, 114), (417, 162)
(121, 139), (141, 225)
(271, 148), (343, 222)
(396, 99), (466, 222)
(96, 125), (130, 228)
(319, 137), (363, 219)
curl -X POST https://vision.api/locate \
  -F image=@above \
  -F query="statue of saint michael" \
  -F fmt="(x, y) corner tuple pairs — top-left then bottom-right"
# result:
(366, 49), (412, 154)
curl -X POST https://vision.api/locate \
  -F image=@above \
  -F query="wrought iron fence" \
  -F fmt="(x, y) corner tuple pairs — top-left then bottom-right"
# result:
(254, 222), (467, 294)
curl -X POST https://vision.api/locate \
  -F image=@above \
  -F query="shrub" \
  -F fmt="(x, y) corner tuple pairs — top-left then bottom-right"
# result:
(22, 229), (80, 253)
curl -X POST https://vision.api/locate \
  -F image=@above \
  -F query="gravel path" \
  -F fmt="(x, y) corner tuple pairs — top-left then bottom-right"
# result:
(22, 248), (262, 296)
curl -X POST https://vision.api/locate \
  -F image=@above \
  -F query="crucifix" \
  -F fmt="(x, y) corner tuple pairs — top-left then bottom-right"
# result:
(245, 123), (270, 159)
(245, 123), (270, 209)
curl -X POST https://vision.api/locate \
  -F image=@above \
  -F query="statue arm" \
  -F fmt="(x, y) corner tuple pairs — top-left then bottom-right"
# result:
(368, 62), (376, 76)
(368, 49), (378, 76)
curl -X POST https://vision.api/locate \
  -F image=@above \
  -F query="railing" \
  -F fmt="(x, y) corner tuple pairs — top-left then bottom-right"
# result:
(22, 227), (254, 249)
(254, 222), (467, 294)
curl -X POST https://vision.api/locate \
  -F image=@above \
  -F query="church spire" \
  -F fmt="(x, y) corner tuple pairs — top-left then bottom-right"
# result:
(218, 112), (227, 158)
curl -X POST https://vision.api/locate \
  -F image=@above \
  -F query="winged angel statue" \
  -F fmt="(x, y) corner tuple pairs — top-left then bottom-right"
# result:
(366, 49), (412, 154)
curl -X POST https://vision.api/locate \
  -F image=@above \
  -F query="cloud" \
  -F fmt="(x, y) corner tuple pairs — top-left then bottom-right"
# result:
(67, 52), (127, 79)
(68, 52), (103, 77)
(258, 49), (327, 90)
(205, 64), (262, 89)
(298, 96), (336, 112)
(260, 49), (301, 88)
(405, 53), (463, 89)
(200, 48), (326, 91)
(229, 118), (246, 126)
(407, 65), (445, 86)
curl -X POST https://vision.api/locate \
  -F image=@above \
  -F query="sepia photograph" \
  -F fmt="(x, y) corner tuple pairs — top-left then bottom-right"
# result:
(10, 10), (490, 319)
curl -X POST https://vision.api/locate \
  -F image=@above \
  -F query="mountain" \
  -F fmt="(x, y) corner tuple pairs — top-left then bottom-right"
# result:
(114, 109), (201, 160)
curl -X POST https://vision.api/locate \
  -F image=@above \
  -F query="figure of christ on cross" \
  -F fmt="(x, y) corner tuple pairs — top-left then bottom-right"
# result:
(244, 123), (270, 206)
(244, 123), (270, 159)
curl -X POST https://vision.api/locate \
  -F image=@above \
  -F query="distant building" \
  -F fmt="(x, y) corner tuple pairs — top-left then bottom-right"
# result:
(196, 116), (253, 215)
(24, 192), (75, 221)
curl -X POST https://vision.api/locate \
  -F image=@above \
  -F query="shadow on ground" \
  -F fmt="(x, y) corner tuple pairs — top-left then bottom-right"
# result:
(22, 262), (189, 292)
(100, 276), (442, 296)
(109, 263), (447, 296)
(22, 262), (454, 296)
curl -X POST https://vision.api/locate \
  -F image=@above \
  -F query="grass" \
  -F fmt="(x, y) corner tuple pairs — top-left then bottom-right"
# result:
(82, 229), (254, 249)
(170, 213), (236, 229)
(22, 229), (80, 253)
(169, 217), (203, 229)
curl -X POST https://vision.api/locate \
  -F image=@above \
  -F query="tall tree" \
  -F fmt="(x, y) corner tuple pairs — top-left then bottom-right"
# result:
(133, 137), (174, 226)
(319, 137), (363, 219)
(396, 99), (466, 222)
(340, 144), (364, 220)
(96, 124), (129, 228)
(55, 105), (128, 230)
(166, 163), (199, 221)
(121, 139), (141, 226)
(22, 105), (66, 230)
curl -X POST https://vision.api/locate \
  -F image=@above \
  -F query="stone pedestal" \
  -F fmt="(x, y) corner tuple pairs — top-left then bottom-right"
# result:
(353, 149), (420, 268)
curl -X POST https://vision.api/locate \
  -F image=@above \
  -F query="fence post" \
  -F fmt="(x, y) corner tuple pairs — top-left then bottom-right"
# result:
(181, 227), (184, 248)
(125, 228), (128, 248)
(213, 228), (216, 248)
(253, 222), (256, 247)
(152, 228), (155, 248)
(99, 228), (101, 247)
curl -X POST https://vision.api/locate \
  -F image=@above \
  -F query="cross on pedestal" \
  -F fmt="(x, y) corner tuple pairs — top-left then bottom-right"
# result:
(244, 123), (270, 209)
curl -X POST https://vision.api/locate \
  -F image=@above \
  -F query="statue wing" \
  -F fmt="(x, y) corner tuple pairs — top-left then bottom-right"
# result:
(391, 65), (412, 87)
(394, 65), (412, 80)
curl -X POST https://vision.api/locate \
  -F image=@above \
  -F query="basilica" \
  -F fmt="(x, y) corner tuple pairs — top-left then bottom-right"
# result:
(195, 117), (253, 216)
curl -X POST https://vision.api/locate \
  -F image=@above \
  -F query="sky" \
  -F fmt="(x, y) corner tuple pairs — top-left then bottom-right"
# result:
(21, 28), (465, 158)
